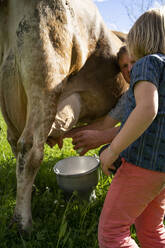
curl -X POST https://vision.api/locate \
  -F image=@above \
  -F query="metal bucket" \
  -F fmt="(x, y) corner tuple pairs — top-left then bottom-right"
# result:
(54, 156), (100, 199)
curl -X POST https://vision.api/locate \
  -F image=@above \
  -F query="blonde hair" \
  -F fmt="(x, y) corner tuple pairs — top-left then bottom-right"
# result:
(127, 7), (165, 60)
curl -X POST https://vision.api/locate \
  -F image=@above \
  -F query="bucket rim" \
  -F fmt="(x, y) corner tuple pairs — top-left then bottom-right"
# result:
(53, 156), (100, 177)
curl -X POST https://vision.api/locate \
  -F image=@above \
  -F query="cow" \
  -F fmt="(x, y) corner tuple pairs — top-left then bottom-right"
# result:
(0, 0), (128, 231)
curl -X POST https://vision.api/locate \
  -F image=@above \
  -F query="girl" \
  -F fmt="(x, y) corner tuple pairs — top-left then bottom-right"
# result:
(99, 7), (165, 248)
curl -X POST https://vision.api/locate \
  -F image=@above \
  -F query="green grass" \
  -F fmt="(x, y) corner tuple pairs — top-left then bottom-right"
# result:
(0, 112), (138, 248)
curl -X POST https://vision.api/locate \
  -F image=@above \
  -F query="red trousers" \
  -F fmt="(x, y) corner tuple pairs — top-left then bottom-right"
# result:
(98, 159), (165, 248)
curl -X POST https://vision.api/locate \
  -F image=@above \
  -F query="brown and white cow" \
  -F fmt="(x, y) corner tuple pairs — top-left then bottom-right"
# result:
(0, 0), (127, 230)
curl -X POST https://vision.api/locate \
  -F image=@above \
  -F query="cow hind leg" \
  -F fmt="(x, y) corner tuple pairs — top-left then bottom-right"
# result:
(7, 128), (20, 157)
(13, 92), (57, 231)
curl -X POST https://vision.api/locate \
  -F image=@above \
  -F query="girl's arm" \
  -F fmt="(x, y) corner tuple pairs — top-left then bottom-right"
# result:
(100, 81), (158, 175)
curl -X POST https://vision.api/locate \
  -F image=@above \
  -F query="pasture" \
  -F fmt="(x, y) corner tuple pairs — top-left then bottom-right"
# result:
(0, 112), (137, 247)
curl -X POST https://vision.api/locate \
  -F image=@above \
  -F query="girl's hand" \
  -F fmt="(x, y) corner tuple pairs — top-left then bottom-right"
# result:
(100, 147), (119, 176)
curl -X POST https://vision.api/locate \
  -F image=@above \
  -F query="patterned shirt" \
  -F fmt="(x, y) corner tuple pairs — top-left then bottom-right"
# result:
(108, 91), (128, 122)
(121, 53), (165, 172)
